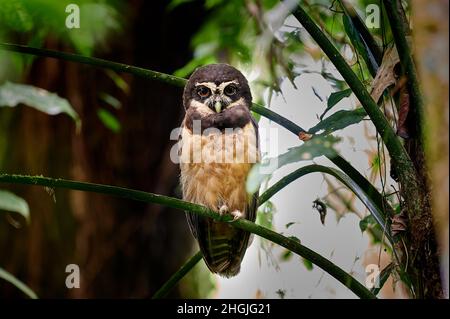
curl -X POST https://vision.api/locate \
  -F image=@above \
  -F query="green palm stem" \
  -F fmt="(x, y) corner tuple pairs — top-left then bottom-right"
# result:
(0, 173), (376, 299)
(291, 3), (422, 221)
(0, 42), (391, 217)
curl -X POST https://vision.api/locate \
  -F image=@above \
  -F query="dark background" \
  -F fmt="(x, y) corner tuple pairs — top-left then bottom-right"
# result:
(0, 0), (207, 298)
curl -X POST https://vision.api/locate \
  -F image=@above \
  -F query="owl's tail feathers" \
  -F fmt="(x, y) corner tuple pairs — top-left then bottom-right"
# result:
(204, 253), (242, 278)
(201, 236), (244, 278)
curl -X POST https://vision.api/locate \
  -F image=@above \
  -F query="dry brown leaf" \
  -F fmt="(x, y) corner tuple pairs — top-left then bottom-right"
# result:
(396, 85), (411, 138)
(391, 210), (408, 236)
(370, 46), (400, 103)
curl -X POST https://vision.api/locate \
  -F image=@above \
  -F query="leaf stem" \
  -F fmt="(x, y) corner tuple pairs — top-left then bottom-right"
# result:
(291, 4), (409, 168)
(0, 173), (376, 299)
(291, 2), (422, 220)
(0, 43), (187, 88)
(0, 43), (307, 134)
(259, 164), (393, 244)
(0, 42), (394, 214)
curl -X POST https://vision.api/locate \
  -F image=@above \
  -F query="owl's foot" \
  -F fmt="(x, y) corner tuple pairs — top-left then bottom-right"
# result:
(219, 204), (229, 216)
(231, 210), (243, 220)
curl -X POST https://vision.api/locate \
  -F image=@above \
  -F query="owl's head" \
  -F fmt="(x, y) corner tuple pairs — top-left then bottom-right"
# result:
(183, 64), (252, 113)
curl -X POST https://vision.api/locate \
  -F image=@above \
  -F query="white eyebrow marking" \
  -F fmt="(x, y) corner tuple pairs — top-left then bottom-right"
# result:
(195, 80), (239, 93)
(218, 80), (239, 91)
(195, 82), (217, 91)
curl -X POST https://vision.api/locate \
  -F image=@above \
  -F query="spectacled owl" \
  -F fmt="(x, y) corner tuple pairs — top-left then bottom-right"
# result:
(179, 64), (260, 277)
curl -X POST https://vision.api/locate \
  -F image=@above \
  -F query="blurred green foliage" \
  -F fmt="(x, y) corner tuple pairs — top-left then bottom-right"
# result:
(0, 81), (80, 125)
(0, 0), (411, 298)
(171, 0), (306, 102)
(0, 0), (122, 81)
(0, 189), (29, 222)
(175, 2), (403, 290)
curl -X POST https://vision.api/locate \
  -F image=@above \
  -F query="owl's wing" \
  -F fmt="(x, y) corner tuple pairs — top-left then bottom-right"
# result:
(186, 212), (199, 238)
(244, 114), (260, 247)
(179, 122), (199, 239)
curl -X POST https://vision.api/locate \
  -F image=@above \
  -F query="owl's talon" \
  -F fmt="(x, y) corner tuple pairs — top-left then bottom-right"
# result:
(231, 210), (243, 220)
(219, 205), (229, 216)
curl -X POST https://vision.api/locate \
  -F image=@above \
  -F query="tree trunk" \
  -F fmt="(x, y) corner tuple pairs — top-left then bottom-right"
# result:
(412, 0), (449, 298)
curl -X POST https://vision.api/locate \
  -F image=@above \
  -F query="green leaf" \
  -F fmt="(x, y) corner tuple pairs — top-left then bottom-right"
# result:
(257, 201), (275, 230)
(302, 258), (314, 271)
(205, 0), (225, 9)
(105, 70), (129, 94)
(246, 136), (340, 194)
(97, 108), (121, 133)
(337, 0), (382, 66)
(167, 0), (196, 11)
(359, 215), (376, 232)
(0, 189), (29, 222)
(0, 1), (120, 57)
(321, 88), (352, 120)
(309, 108), (367, 135)
(367, 224), (384, 245)
(99, 92), (121, 109)
(0, 266), (38, 299)
(342, 13), (378, 77)
(281, 249), (293, 261)
(285, 222), (296, 229)
(0, 0), (34, 32)
(0, 82), (80, 126)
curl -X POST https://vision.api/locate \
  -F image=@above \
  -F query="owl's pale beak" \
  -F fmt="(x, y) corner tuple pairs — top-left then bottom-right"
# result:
(214, 101), (222, 113)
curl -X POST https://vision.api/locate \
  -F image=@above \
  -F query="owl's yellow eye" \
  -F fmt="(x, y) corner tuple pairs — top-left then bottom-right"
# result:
(196, 86), (211, 98)
(224, 84), (237, 96)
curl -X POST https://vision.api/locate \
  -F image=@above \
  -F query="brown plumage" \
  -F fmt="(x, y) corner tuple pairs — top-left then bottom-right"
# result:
(178, 64), (259, 277)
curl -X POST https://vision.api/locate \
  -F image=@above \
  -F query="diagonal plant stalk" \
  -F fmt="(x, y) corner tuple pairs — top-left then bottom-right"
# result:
(0, 42), (391, 217)
(0, 43), (306, 134)
(291, 3), (412, 173)
(338, 0), (383, 66)
(258, 164), (394, 244)
(251, 102), (306, 134)
(0, 41), (394, 296)
(0, 43), (187, 88)
(291, 2), (423, 222)
(152, 251), (203, 299)
(0, 173), (375, 299)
